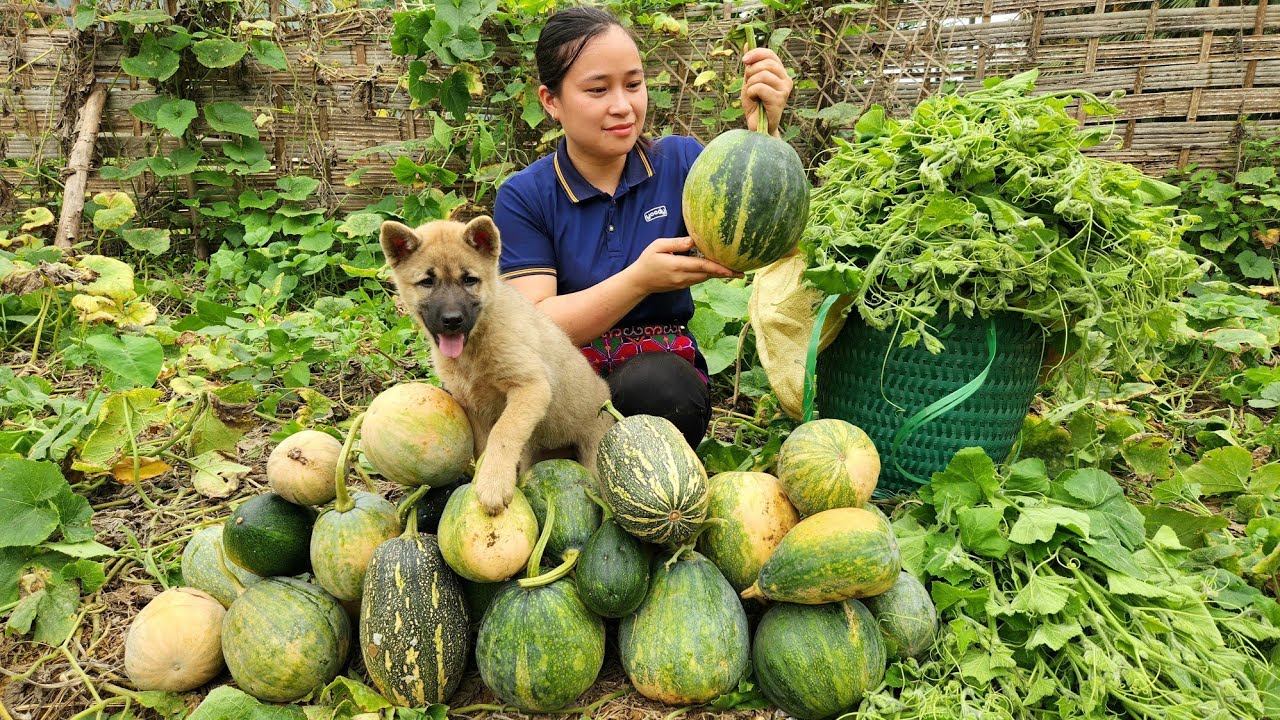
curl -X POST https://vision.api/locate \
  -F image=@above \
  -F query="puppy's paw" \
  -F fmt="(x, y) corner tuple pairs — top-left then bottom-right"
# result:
(473, 472), (515, 515)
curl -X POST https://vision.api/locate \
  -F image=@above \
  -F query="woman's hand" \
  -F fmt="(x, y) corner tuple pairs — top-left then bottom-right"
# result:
(626, 236), (742, 293)
(741, 47), (793, 137)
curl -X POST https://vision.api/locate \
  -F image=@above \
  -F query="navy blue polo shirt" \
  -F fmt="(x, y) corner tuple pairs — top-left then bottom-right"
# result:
(493, 135), (703, 329)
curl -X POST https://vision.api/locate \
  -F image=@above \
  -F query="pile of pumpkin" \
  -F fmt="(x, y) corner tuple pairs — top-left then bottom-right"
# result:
(124, 382), (938, 720)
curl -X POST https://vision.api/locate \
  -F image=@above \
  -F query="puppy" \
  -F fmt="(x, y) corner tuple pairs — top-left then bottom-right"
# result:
(380, 216), (614, 513)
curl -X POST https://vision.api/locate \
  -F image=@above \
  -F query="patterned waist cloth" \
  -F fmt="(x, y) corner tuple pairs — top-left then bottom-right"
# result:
(580, 323), (708, 383)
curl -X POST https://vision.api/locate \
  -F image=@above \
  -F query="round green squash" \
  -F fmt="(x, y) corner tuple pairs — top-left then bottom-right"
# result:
(598, 414), (708, 546)
(182, 526), (261, 608)
(776, 419), (881, 516)
(476, 572), (605, 711)
(682, 124), (810, 272)
(862, 571), (937, 660)
(619, 551), (749, 705)
(697, 472), (800, 592)
(223, 493), (315, 578)
(742, 507), (900, 604)
(361, 383), (474, 487)
(438, 483), (539, 583)
(576, 518), (649, 618)
(518, 460), (602, 560)
(310, 491), (401, 602)
(222, 577), (350, 702)
(361, 532), (469, 706)
(752, 600), (887, 720)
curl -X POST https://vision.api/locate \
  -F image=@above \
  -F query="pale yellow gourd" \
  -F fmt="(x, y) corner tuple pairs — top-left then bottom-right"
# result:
(267, 430), (342, 506)
(124, 587), (226, 691)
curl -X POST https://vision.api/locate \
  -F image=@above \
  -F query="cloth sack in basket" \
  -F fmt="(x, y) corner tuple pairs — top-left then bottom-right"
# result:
(748, 255), (851, 420)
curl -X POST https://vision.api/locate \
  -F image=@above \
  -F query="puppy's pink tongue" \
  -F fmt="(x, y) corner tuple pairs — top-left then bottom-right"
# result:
(438, 334), (465, 359)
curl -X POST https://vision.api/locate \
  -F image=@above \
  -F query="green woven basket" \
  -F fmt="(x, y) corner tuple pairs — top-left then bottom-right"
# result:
(812, 311), (1044, 496)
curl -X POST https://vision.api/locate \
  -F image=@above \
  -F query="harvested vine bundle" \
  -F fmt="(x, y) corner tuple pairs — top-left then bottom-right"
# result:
(802, 70), (1205, 373)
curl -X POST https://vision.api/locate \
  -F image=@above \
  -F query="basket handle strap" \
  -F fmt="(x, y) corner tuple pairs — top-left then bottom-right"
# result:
(889, 317), (999, 485)
(802, 294), (843, 423)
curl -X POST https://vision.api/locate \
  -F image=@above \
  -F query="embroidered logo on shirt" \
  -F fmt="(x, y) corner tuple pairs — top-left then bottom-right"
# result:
(643, 205), (668, 223)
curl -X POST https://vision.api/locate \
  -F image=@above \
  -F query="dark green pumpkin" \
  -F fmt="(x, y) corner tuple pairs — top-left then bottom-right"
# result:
(415, 479), (463, 534)
(619, 551), (749, 705)
(682, 124), (810, 272)
(181, 526), (261, 608)
(598, 415), (708, 546)
(223, 493), (315, 577)
(360, 532), (469, 706)
(518, 460), (602, 560)
(576, 518), (649, 618)
(310, 491), (400, 602)
(752, 600), (886, 720)
(862, 571), (937, 660)
(221, 577), (350, 702)
(476, 573), (605, 712)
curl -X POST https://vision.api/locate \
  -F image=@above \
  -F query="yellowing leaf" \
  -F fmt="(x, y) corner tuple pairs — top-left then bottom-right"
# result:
(91, 191), (137, 230)
(693, 70), (718, 87)
(74, 255), (137, 302)
(109, 456), (171, 484)
(20, 207), (55, 231)
(189, 451), (250, 498)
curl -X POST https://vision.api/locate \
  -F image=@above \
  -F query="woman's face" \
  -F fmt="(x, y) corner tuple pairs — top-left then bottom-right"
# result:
(541, 26), (647, 162)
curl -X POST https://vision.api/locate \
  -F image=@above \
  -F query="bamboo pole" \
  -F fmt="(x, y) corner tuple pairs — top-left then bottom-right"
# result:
(55, 83), (107, 249)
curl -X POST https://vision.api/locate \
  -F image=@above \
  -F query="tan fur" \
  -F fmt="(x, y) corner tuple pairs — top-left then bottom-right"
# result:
(380, 216), (614, 514)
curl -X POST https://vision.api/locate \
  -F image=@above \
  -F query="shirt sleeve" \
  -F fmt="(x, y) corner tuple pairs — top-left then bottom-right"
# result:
(494, 180), (557, 280)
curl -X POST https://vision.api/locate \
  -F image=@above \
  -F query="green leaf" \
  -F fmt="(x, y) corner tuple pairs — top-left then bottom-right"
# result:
(702, 335), (740, 376)
(249, 39), (289, 71)
(73, 3), (98, 30)
(44, 540), (113, 559)
(338, 212), (384, 238)
(1138, 506), (1229, 547)
(1121, 435), (1174, 479)
(204, 102), (259, 139)
(1026, 618), (1082, 651)
(1182, 445), (1253, 496)
(1008, 505), (1091, 545)
(0, 459), (65, 548)
(1235, 250), (1275, 280)
(128, 96), (168, 125)
(277, 176), (321, 202)
(33, 578), (81, 645)
(120, 228), (171, 256)
(155, 99), (198, 137)
(318, 675), (394, 714)
(1009, 572), (1073, 615)
(150, 148), (202, 177)
(1005, 458), (1050, 494)
(1105, 571), (1173, 599)
(1204, 327), (1271, 353)
(1058, 468), (1120, 506)
(51, 490), (95, 543)
(1237, 166), (1277, 186)
(190, 686), (306, 720)
(86, 334), (163, 388)
(439, 68), (471, 120)
(0, 547), (31, 605)
(957, 506), (1010, 558)
(101, 8), (172, 25)
(928, 447), (999, 512)
(192, 39), (247, 69)
(121, 33), (180, 81)
(72, 389), (165, 477)
(688, 310), (727, 347)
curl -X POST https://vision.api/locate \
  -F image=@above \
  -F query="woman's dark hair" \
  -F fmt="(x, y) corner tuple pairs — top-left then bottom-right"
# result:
(536, 6), (634, 96)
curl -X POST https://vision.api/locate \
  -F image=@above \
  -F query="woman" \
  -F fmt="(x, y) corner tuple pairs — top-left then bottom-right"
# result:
(494, 6), (793, 449)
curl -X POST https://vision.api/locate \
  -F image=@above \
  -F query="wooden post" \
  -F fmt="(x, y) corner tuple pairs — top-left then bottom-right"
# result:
(55, 83), (107, 249)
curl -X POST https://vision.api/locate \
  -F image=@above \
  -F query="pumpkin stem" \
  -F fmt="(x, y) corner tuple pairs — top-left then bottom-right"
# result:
(583, 486), (613, 519)
(527, 499), (556, 579)
(213, 542), (246, 595)
(664, 518), (724, 570)
(740, 583), (764, 601)
(397, 483), (433, 537)
(334, 412), (366, 514)
(599, 401), (625, 423)
(519, 549), (579, 589)
(742, 27), (771, 136)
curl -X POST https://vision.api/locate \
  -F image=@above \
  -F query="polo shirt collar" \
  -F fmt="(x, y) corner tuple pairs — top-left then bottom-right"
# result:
(553, 139), (654, 204)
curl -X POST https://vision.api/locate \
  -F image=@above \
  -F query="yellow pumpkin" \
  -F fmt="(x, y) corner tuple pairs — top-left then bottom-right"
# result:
(124, 587), (225, 691)
(267, 430), (342, 506)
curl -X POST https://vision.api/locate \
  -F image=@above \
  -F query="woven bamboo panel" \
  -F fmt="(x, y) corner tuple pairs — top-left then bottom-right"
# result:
(2, 0), (1278, 214)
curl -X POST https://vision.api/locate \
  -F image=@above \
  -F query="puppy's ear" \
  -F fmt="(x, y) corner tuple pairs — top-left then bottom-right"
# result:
(462, 216), (501, 260)
(380, 221), (420, 267)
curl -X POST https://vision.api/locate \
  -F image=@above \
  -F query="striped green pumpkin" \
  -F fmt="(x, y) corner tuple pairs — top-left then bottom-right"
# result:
(361, 533), (469, 706)
(309, 491), (401, 602)
(697, 472), (800, 592)
(681, 127), (810, 272)
(598, 415), (708, 545)
(517, 460), (602, 560)
(862, 571), (938, 660)
(619, 551), (749, 705)
(575, 518), (650, 618)
(752, 600), (887, 720)
(181, 526), (261, 608)
(221, 577), (350, 702)
(476, 574), (605, 712)
(742, 507), (900, 604)
(776, 419), (881, 516)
